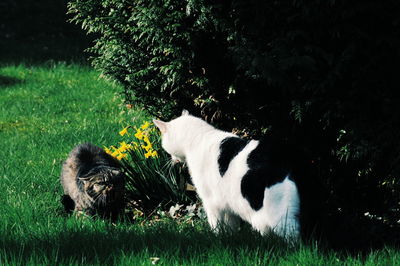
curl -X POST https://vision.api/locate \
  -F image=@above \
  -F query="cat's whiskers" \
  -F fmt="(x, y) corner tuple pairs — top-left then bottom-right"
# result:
(99, 194), (107, 205)
(92, 191), (107, 205)
(166, 160), (176, 177)
(84, 191), (96, 203)
(160, 159), (173, 177)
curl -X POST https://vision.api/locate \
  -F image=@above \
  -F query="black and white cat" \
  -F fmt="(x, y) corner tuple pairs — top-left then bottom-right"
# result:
(154, 110), (301, 239)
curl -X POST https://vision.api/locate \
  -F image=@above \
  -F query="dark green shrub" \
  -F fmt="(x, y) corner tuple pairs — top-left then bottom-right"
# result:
(69, 0), (400, 232)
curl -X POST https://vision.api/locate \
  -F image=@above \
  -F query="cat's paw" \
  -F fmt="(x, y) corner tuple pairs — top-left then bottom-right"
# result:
(74, 210), (91, 219)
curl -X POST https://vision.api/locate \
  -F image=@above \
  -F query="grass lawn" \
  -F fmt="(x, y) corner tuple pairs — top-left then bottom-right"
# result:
(0, 62), (399, 265)
(0, 2), (399, 262)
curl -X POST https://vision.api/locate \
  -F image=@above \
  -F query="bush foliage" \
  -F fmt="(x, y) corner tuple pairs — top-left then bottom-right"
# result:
(68, 0), (400, 230)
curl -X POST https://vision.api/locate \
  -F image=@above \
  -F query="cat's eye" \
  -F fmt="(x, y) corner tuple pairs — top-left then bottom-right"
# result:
(93, 184), (104, 191)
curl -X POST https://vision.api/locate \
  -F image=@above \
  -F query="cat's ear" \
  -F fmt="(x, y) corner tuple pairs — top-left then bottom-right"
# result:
(182, 109), (189, 116)
(153, 119), (168, 134)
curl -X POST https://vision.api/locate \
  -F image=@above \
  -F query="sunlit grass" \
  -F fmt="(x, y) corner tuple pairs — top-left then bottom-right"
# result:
(0, 62), (399, 265)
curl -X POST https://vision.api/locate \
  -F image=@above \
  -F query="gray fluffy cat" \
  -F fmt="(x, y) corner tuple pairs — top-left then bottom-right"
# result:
(60, 143), (125, 219)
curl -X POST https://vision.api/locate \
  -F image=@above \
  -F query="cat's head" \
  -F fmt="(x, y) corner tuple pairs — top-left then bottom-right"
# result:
(153, 110), (192, 164)
(79, 167), (125, 205)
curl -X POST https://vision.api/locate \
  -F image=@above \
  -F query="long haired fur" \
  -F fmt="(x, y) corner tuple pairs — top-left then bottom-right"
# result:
(60, 143), (125, 219)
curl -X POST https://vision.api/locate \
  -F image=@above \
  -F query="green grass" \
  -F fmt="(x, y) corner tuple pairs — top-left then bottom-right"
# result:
(1, 1), (399, 261)
(1, 62), (399, 265)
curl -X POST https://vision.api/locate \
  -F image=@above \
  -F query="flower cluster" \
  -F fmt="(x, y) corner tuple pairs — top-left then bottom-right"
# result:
(105, 121), (159, 160)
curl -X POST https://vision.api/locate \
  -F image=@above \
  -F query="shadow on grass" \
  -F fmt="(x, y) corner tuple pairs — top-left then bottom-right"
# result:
(302, 209), (400, 257)
(2, 212), (399, 264)
(0, 75), (23, 88)
(0, 221), (291, 264)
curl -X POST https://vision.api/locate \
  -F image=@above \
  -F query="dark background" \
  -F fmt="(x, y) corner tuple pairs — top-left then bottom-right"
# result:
(0, 0), (91, 64)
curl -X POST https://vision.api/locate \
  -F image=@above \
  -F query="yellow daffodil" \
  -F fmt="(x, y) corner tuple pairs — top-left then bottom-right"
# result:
(111, 147), (119, 158)
(118, 141), (131, 152)
(116, 152), (128, 160)
(144, 148), (158, 159)
(107, 120), (160, 160)
(142, 135), (150, 144)
(141, 143), (152, 152)
(104, 146), (112, 155)
(144, 150), (152, 158)
(141, 121), (151, 130)
(134, 129), (144, 140)
(119, 126), (129, 136)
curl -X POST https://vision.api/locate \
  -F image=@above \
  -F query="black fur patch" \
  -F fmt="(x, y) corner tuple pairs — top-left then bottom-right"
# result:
(61, 195), (75, 214)
(75, 143), (120, 178)
(241, 138), (291, 211)
(218, 137), (249, 176)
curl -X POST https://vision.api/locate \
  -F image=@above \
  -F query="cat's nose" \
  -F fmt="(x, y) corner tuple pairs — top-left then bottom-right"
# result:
(171, 158), (181, 164)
